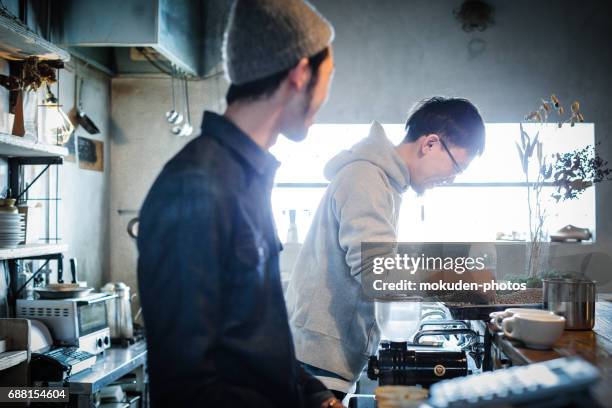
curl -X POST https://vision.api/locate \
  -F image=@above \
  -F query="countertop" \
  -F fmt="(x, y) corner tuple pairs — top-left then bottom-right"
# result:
(487, 301), (612, 406)
(61, 341), (147, 395)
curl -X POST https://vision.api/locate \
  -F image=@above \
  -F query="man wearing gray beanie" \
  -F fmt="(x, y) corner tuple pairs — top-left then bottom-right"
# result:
(137, 0), (341, 407)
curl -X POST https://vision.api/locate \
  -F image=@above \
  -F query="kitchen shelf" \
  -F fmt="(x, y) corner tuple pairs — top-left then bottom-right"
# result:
(0, 350), (27, 371)
(0, 13), (70, 62)
(0, 243), (68, 261)
(0, 132), (68, 158)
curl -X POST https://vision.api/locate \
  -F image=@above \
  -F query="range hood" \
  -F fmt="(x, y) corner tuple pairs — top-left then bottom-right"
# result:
(53, 0), (207, 76)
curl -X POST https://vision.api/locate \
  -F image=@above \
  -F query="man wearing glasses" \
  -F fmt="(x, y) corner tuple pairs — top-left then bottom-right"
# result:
(285, 97), (486, 399)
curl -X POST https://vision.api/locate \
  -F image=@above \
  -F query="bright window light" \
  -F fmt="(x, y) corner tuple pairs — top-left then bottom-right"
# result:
(271, 123), (596, 243)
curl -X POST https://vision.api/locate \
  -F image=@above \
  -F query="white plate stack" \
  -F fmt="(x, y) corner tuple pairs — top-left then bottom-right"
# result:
(0, 212), (26, 248)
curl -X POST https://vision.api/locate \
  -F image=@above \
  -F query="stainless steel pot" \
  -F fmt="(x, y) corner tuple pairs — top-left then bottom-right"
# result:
(543, 278), (596, 330)
(102, 282), (134, 340)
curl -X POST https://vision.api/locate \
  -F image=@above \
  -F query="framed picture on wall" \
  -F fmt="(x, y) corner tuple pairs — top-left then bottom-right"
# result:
(78, 136), (104, 172)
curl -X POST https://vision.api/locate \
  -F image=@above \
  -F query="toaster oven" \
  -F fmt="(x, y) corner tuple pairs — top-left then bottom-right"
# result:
(17, 293), (115, 355)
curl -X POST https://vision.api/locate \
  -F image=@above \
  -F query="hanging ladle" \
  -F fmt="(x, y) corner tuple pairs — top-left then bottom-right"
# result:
(165, 68), (183, 124)
(179, 78), (193, 137)
(172, 77), (192, 137)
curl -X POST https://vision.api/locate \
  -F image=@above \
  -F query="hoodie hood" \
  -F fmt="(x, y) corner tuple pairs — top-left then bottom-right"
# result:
(323, 121), (411, 193)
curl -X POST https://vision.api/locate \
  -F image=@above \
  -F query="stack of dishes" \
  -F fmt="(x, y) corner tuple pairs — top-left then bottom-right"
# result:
(0, 212), (25, 248)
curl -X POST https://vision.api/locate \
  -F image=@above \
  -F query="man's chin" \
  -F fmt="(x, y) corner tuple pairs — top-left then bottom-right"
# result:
(283, 127), (309, 142)
(412, 184), (426, 196)
(412, 182), (438, 196)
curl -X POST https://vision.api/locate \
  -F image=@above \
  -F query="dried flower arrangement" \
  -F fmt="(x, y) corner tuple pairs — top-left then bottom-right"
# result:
(0, 57), (63, 91)
(551, 144), (612, 202)
(517, 95), (612, 276)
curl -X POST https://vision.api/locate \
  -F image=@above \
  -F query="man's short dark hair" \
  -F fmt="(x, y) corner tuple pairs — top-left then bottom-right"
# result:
(226, 47), (330, 106)
(403, 97), (486, 155)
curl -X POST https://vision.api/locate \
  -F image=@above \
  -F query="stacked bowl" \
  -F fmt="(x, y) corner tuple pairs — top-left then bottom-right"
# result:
(0, 206), (25, 248)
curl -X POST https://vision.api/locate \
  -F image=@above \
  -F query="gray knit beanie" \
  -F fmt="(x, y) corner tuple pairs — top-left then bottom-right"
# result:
(223, 0), (334, 86)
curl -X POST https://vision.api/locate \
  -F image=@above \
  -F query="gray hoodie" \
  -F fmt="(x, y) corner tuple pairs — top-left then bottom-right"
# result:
(285, 121), (411, 389)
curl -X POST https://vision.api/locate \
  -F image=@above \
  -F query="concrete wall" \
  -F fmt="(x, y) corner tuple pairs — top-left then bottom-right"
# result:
(56, 63), (111, 289)
(109, 73), (227, 309)
(108, 0), (612, 298)
(309, 0), (612, 240)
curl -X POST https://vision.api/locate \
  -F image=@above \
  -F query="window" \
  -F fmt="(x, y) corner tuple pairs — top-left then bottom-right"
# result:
(270, 123), (595, 243)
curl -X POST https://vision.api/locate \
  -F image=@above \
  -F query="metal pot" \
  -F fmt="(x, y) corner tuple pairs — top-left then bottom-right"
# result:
(543, 278), (596, 330)
(102, 282), (134, 340)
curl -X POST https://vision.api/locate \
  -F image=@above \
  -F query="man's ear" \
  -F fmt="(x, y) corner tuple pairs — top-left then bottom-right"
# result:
(286, 58), (311, 92)
(420, 134), (440, 154)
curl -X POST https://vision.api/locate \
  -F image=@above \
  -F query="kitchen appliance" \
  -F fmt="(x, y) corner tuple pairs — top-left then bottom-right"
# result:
(31, 347), (97, 381)
(102, 282), (135, 343)
(368, 303), (477, 387)
(56, 0), (202, 75)
(543, 278), (596, 330)
(367, 341), (469, 387)
(16, 293), (114, 354)
(375, 299), (422, 342)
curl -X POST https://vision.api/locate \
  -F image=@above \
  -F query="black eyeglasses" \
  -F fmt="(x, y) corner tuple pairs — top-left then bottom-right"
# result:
(439, 138), (463, 174)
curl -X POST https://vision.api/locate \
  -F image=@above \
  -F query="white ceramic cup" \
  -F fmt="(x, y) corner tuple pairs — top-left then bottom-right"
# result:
(502, 313), (566, 349)
(490, 308), (557, 331)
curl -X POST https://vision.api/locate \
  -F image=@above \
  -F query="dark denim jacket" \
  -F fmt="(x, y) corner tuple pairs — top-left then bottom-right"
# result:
(137, 112), (332, 408)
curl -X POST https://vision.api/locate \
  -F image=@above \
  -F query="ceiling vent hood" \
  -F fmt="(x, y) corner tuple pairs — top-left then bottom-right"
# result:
(53, 0), (203, 76)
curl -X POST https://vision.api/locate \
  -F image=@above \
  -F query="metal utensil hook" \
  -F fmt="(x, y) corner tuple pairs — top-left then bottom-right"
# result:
(170, 66), (176, 110)
(78, 76), (85, 110)
(179, 76), (193, 137)
(184, 76), (191, 125)
(168, 67), (184, 126)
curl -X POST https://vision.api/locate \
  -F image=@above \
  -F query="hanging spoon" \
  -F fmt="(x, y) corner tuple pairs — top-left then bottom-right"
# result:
(166, 68), (183, 124)
(178, 77), (193, 137)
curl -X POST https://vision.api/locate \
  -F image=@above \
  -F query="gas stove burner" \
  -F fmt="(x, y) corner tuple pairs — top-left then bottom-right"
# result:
(367, 341), (469, 387)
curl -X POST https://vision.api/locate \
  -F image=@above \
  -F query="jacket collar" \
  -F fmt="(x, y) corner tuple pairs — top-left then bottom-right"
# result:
(201, 111), (280, 177)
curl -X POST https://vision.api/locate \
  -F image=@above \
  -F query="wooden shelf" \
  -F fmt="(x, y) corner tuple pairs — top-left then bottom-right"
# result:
(0, 132), (68, 158)
(0, 350), (27, 371)
(0, 243), (68, 260)
(0, 13), (70, 62)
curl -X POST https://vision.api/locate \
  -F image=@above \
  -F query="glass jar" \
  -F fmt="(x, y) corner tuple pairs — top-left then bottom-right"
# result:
(375, 298), (422, 342)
